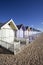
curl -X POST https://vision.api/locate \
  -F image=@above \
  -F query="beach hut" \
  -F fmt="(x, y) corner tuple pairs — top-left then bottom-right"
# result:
(0, 19), (18, 45)
(16, 24), (26, 38)
(28, 27), (41, 36)
(24, 26), (30, 38)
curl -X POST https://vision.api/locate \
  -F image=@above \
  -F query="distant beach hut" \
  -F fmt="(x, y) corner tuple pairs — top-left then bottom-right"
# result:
(24, 26), (30, 38)
(16, 24), (26, 38)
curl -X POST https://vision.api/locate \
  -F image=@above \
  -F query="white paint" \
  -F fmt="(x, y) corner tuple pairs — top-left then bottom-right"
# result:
(14, 41), (20, 54)
(20, 28), (23, 38)
(24, 30), (29, 38)
(0, 24), (14, 43)
(16, 28), (23, 38)
(29, 31), (40, 36)
(1, 19), (18, 30)
(0, 19), (18, 44)
(16, 30), (20, 38)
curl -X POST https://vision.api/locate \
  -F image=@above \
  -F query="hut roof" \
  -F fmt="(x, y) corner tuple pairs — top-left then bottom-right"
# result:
(17, 24), (26, 31)
(0, 19), (18, 30)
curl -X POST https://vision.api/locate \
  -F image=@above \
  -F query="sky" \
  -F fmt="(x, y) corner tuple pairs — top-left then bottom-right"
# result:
(0, 0), (43, 31)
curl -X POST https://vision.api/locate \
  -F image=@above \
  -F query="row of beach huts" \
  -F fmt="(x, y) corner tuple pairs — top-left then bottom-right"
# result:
(0, 19), (41, 54)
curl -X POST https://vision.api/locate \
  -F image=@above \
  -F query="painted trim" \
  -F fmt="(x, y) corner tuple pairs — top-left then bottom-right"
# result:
(1, 19), (18, 30)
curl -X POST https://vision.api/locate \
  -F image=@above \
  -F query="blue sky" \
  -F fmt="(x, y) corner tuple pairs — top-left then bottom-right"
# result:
(0, 0), (43, 31)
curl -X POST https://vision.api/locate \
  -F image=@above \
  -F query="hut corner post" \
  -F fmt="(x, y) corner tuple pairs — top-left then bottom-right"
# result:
(13, 41), (20, 55)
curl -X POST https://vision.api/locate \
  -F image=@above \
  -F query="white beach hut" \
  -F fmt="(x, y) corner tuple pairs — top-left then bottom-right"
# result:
(0, 19), (18, 49)
(16, 24), (26, 38)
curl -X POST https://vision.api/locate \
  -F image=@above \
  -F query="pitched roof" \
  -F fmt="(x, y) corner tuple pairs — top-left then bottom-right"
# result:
(17, 24), (26, 30)
(17, 24), (23, 29)
(32, 28), (41, 32)
(30, 27), (33, 31)
(0, 23), (3, 27)
(30, 27), (41, 32)
(25, 26), (28, 29)
(0, 19), (18, 30)
(0, 19), (11, 28)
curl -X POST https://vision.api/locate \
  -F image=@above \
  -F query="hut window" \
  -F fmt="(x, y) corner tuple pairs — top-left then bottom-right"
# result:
(9, 23), (10, 25)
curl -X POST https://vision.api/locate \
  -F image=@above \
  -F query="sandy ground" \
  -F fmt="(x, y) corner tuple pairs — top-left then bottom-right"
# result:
(0, 33), (43, 65)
